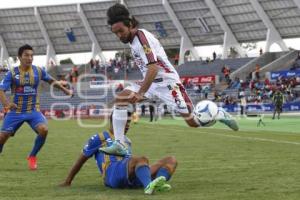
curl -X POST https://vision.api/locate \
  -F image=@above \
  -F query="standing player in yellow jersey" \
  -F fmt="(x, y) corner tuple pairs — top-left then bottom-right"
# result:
(0, 44), (73, 170)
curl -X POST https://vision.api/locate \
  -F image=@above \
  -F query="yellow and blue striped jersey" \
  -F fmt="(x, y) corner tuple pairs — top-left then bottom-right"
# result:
(0, 65), (52, 113)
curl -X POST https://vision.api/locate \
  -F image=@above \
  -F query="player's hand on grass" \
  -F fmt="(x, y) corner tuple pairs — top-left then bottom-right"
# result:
(59, 181), (71, 187)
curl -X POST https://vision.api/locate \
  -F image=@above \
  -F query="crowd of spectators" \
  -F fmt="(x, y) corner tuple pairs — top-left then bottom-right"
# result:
(215, 75), (300, 106)
(215, 53), (300, 106)
(89, 57), (137, 81)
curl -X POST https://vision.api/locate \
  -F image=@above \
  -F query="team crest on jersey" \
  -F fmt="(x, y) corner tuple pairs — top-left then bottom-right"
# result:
(25, 77), (30, 84)
(132, 50), (139, 58)
(143, 44), (152, 54)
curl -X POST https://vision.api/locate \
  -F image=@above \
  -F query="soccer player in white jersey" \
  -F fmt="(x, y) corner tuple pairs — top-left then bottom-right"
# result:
(100, 3), (238, 156)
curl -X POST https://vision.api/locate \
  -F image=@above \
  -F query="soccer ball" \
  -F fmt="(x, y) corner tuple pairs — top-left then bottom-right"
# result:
(194, 100), (219, 125)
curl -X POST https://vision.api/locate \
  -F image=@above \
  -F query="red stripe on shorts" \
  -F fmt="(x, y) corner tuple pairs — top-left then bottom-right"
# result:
(177, 83), (193, 113)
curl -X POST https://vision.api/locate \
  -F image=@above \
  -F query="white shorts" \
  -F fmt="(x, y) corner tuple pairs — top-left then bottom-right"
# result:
(125, 81), (193, 114)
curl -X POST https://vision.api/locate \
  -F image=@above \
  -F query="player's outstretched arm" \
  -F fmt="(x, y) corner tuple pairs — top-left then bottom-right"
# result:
(48, 79), (73, 97)
(59, 153), (89, 187)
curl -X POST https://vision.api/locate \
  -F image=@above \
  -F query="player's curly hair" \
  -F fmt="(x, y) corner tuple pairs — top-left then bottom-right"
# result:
(107, 3), (139, 28)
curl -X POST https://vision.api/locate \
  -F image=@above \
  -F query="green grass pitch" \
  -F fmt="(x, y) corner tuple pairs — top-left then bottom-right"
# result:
(1, 116), (300, 200)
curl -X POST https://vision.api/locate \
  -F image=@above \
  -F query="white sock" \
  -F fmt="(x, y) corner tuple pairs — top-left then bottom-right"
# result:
(112, 107), (128, 144)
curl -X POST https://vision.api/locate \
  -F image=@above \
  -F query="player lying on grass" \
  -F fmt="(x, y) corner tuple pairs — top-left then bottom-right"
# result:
(60, 114), (177, 195)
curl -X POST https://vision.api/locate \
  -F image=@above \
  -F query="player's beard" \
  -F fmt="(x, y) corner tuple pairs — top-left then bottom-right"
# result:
(120, 32), (132, 44)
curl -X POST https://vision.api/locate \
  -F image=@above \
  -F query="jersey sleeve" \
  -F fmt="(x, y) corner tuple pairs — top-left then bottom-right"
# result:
(82, 134), (103, 157)
(40, 67), (53, 82)
(0, 71), (13, 91)
(136, 30), (158, 65)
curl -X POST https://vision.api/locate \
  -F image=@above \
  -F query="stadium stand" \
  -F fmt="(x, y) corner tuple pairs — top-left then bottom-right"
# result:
(176, 57), (254, 77)
(0, 0), (299, 117)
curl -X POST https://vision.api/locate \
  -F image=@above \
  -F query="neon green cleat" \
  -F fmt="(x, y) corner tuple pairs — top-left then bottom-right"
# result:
(157, 183), (172, 192)
(218, 108), (239, 131)
(144, 176), (166, 195)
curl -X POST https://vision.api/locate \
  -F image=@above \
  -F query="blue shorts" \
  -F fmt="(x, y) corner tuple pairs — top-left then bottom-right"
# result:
(1, 111), (47, 134)
(101, 157), (143, 189)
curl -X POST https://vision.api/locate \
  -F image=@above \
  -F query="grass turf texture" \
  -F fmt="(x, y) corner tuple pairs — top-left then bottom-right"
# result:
(0, 116), (300, 200)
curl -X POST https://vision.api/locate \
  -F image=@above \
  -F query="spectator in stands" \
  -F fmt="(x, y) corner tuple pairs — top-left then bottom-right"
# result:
(255, 64), (260, 80)
(71, 65), (79, 83)
(213, 90), (221, 102)
(141, 104), (146, 116)
(246, 71), (253, 83)
(149, 101), (156, 122)
(238, 89), (247, 116)
(195, 85), (202, 93)
(174, 53), (179, 66)
(205, 57), (210, 64)
(230, 77), (241, 89)
(212, 51), (216, 61)
(186, 80), (193, 89)
(95, 59), (100, 74)
(203, 85), (209, 99)
(222, 65), (231, 84)
(264, 77), (270, 87)
(90, 59), (95, 73)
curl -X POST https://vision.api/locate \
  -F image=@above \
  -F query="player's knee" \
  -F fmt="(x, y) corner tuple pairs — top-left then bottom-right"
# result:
(163, 156), (178, 169)
(136, 156), (149, 165)
(0, 133), (10, 144)
(166, 156), (177, 166)
(37, 126), (48, 136)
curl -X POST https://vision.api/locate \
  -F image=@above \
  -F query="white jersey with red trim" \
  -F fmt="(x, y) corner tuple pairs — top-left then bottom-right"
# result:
(129, 29), (180, 83)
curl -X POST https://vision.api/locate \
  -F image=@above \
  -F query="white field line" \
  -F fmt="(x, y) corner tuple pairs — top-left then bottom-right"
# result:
(207, 132), (300, 146)
(142, 125), (300, 146)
